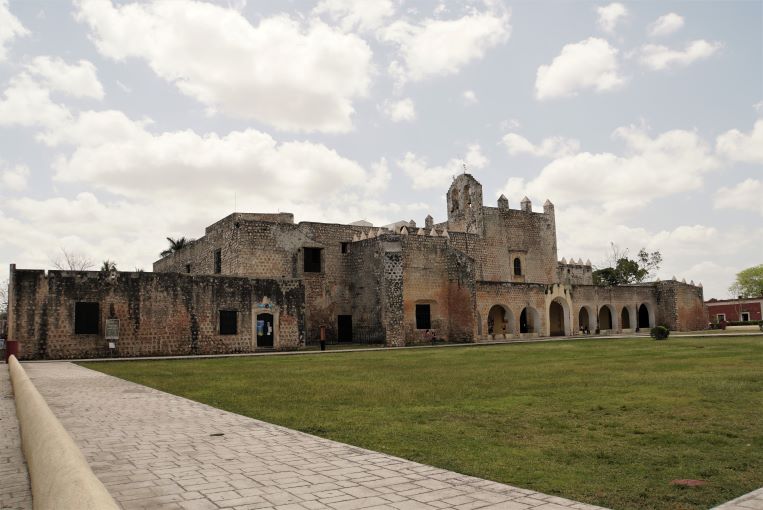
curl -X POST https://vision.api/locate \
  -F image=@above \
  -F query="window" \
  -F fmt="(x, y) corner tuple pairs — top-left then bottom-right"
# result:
(513, 257), (522, 276)
(741, 312), (751, 322)
(214, 249), (222, 274)
(716, 313), (726, 322)
(304, 248), (322, 272)
(415, 304), (431, 329)
(341, 242), (349, 254)
(185, 264), (191, 274)
(219, 310), (238, 335)
(74, 302), (100, 334)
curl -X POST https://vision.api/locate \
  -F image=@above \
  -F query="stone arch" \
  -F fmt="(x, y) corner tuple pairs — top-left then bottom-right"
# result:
(451, 188), (460, 213)
(578, 306), (593, 333)
(621, 306), (631, 329)
(519, 306), (539, 334)
(549, 297), (570, 336)
(638, 303), (654, 329)
(488, 305), (514, 336)
(598, 305), (614, 331)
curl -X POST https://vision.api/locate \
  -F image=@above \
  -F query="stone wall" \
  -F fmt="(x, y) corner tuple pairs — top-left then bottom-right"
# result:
(7, 266), (303, 359)
(655, 280), (706, 331)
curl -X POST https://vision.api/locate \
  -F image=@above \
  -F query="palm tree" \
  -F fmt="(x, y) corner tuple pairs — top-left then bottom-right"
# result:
(160, 237), (194, 257)
(100, 260), (117, 272)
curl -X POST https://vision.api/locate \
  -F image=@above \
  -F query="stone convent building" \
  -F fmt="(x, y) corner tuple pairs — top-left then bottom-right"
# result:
(7, 175), (706, 359)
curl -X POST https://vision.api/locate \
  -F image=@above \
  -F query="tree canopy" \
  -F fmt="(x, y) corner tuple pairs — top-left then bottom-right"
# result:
(729, 264), (763, 298)
(160, 237), (194, 257)
(593, 244), (662, 286)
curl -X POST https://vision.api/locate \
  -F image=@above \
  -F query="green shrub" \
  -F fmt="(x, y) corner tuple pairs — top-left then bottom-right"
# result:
(650, 326), (670, 340)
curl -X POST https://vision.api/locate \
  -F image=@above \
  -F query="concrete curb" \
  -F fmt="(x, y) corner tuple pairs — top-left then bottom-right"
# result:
(8, 355), (121, 510)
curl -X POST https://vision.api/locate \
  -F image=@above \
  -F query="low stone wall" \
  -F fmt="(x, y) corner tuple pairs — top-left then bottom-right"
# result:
(9, 355), (120, 510)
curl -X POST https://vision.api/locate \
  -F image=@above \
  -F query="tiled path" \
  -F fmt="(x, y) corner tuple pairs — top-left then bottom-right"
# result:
(22, 362), (607, 510)
(0, 365), (32, 509)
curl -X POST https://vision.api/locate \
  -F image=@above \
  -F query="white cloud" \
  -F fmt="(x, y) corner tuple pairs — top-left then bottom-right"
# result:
(313, 0), (395, 32)
(0, 73), (72, 130)
(53, 123), (369, 204)
(500, 125), (719, 214)
(640, 40), (721, 71)
(716, 120), (763, 164)
(380, 3), (510, 86)
(382, 97), (416, 122)
(0, 163), (29, 192)
(367, 158), (391, 194)
(596, 3), (627, 34)
(398, 144), (488, 190)
(0, 0), (28, 61)
(501, 133), (580, 158)
(74, 0), (373, 133)
(714, 179), (763, 215)
(463, 89), (478, 105)
(26, 56), (104, 99)
(648, 13), (684, 38)
(535, 37), (624, 100)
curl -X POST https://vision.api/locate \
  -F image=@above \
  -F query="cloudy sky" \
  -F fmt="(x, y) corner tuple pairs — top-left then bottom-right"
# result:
(0, 0), (761, 300)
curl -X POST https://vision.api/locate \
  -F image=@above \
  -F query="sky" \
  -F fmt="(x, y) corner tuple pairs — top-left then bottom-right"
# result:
(0, 0), (761, 301)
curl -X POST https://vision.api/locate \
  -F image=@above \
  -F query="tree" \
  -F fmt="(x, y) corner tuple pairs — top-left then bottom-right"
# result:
(593, 243), (662, 286)
(729, 264), (763, 298)
(51, 248), (94, 271)
(160, 237), (194, 257)
(100, 260), (117, 272)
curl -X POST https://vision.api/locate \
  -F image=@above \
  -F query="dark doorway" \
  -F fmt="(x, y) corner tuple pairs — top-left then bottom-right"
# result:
(638, 304), (650, 329)
(337, 315), (352, 342)
(579, 307), (590, 333)
(257, 313), (274, 348)
(304, 248), (322, 272)
(520, 308), (528, 333)
(599, 306), (613, 330)
(415, 304), (431, 329)
(549, 301), (565, 336)
(621, 307), (631, 329)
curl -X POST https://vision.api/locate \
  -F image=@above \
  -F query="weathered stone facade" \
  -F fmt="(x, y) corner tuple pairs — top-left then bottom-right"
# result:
(7, 174), (706, 358)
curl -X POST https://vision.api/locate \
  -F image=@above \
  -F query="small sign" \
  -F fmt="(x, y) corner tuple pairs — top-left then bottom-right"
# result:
(108, 342), (116, 349)
(105, 319), (120, 340)
(257, 303), (271, 309)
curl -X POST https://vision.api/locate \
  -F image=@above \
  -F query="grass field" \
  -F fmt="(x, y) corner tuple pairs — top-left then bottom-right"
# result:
(82, 336), (763, 510)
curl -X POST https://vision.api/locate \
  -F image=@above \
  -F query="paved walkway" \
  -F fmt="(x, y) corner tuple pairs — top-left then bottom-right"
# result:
(22, 362), (607, 510)
(0, 365), (32, 509)
(713, 488), (763, 510)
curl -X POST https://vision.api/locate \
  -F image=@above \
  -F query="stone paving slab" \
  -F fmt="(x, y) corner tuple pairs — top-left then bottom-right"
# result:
(23, 362), (609, 510)
(0, 365), (32, 510)
(713, 488), (763, 510)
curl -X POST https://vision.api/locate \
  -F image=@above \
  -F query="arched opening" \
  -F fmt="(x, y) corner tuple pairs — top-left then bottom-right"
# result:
(638, 304), (651, 329)
(621, 307), (631, 329)
(513, 258), (522, 276)
(451, 188), (460, 213)
(578, 307), (591, 333)
(549, 301), (566, 336)
(256, 313), (274, 348)
(520, 307), (538, 334)
(598, 306), (613, 330)
(488, 305), (513, 336)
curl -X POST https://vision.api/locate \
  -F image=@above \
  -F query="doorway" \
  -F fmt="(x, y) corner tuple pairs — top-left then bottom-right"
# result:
(337, 315), (352, 342)
(257, 313), (274, 348)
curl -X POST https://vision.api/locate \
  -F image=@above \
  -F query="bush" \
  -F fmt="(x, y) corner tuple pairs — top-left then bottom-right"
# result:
(726, 320), (763, 326)
(650, 326), (670, 340)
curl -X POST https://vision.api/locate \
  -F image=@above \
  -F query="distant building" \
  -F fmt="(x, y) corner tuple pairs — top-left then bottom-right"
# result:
(705, 297), (763, 323)
(6, 175), (707, 359)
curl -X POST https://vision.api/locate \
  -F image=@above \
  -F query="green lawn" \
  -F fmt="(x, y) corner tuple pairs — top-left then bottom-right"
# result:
(81, 336), (763, 510)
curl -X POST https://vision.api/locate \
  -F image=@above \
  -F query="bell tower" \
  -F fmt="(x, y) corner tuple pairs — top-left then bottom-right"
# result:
(446, 174), (484, 234)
